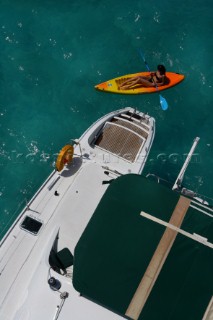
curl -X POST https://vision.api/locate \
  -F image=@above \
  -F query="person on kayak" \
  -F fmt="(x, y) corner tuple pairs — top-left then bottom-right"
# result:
(119, 65), (166, 90)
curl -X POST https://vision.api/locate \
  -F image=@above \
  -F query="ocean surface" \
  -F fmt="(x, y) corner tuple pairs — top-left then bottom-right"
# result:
(0, 0), (212, 239)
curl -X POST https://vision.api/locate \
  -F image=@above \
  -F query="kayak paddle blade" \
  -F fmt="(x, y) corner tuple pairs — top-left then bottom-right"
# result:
(160, 95), (168, 111)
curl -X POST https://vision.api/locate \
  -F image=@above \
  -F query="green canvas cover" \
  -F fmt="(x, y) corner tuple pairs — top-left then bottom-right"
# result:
(73, 174), (213, 320)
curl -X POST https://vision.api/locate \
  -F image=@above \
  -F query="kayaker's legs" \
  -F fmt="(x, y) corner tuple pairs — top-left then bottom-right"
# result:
(120, 78), (140, 90)
(119, 76), (140, 88)
(119, 77), (153, 90)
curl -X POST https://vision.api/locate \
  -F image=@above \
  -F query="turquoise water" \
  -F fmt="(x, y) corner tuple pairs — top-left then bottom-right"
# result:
(0, 0), (212, 239)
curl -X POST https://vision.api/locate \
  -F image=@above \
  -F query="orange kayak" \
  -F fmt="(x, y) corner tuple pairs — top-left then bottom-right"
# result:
(95, 72), (184, 94)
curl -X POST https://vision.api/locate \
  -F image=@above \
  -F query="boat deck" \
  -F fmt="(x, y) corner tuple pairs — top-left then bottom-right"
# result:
(0, 162), (124, 320)
(0, 107), (156, 320)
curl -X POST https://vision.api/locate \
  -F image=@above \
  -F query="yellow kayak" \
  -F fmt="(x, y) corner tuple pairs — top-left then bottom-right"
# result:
(95, 72), (184, 94)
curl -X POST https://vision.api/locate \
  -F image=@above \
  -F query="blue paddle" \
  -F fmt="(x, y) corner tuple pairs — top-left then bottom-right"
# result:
(139, 49), (168, 111)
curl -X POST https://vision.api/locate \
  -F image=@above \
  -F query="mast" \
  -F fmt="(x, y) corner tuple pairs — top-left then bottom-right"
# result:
(172, 137), (200, 190)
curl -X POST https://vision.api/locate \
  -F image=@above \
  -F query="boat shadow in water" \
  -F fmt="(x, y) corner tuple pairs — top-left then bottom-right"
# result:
(60, 156), (83, 177)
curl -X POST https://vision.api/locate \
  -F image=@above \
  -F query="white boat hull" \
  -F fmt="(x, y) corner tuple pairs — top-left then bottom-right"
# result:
(0, 107), (155, 319)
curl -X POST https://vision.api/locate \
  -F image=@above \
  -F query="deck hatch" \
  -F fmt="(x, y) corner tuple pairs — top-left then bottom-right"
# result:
(20, 215), (43, 235)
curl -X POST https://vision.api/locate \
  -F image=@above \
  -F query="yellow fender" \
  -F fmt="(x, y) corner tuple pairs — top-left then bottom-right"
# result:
(56, 144), (74, 171)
